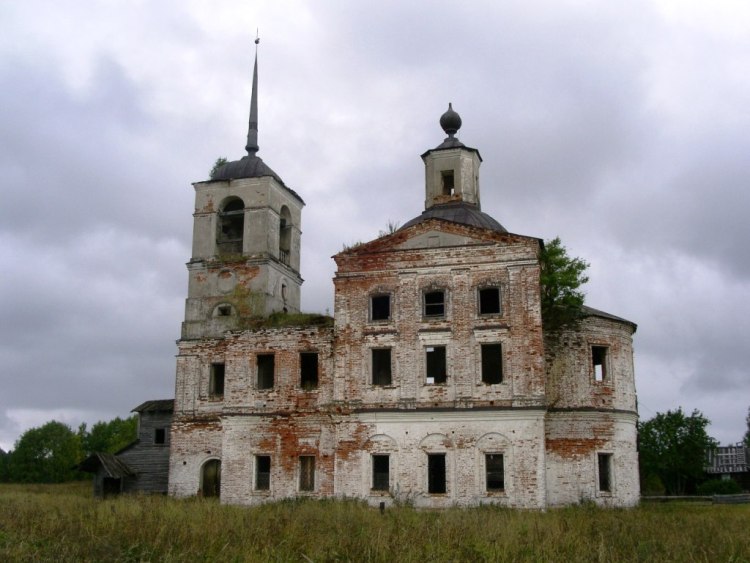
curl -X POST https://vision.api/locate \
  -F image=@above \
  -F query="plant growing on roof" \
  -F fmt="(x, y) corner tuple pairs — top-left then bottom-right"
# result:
(539, 237), (589, 330)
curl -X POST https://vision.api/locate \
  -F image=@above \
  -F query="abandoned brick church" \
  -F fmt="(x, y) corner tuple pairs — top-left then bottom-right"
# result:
(167, 50), (640, 508)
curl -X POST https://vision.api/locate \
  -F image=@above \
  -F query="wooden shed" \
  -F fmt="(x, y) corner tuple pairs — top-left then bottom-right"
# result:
(79, 399), (173, 496)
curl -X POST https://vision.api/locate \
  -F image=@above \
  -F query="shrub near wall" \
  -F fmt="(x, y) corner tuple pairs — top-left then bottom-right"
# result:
(697, 479), (742, 495)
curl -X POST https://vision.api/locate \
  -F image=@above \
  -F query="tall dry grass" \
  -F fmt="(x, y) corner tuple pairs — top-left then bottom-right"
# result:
(1, 482), (748, 561)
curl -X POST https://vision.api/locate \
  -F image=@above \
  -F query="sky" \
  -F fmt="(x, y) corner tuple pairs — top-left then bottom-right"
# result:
(1, 0), (749, 452)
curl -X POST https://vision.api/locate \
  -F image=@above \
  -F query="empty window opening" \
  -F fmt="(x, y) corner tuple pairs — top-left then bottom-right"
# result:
(486, 454), (504, 492)
(279, 206), (292, 264)
(481, 344), (503, 384)
(598, 453), (612, 492)
(255, 455), (271, 491)
(424, 290), (445, 317)
(209, 363), (225, 397)
(217, 198), (244, 255)
(300, 352), (319, 390)
(427, 453), (447, 494)
(425, 346), (447, 384)
(257, 354), (275, 389)
(441, 170), (455, 196)
(217, 304), (232, 317)
(299, 456), (315, 492)
(371, 294), (391, 321)
(592, 346), (607, 382)
(479, 287), (501, 315)
(154, 428), (166, 445)
(372, 455), (390, 491)
(372, 348), (392, 386)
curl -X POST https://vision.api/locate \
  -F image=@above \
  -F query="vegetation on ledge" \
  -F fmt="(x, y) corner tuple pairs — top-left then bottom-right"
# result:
(242, 311), (334, 330)
(539, 237), (590, 331)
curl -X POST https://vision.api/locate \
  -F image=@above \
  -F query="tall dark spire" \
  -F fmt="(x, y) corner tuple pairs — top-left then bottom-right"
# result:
(245, 35), (260, 155)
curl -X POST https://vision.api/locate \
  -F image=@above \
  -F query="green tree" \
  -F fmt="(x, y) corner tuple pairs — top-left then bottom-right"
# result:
(209, 156), (227, 179)
(8, 421), (84, 483)
(0, 448), (9, 482)
(638, 408), (717, 495)
(539, 237), (589, 330)
(744, 406), (750, 447)
(80, 415), (138, 456)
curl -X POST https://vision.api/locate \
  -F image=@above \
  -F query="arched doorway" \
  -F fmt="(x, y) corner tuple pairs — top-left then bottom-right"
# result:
(201, 459), (221, 498)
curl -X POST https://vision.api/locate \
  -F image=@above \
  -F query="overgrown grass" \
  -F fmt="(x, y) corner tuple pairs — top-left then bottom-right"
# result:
(1, 483), (749, 561)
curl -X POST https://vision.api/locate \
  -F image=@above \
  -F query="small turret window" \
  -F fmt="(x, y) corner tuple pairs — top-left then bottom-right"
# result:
(441, 171), (455, 196)
(279, 206), (292, 265)
(217, 198), (245, 256)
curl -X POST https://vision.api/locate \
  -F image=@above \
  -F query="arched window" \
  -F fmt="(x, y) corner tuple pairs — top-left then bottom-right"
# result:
(200, 459), (221, 498)
(279, 205), (292, 265)
(217, 197), (245, 256)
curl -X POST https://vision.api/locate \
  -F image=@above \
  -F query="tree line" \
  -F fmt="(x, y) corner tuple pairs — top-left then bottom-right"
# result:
(0, 416), (137, 483)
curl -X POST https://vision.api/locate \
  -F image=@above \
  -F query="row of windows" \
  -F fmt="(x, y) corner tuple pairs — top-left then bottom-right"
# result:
(249, 453), (506, 494)
(207, 344), (610, 397)
(371, 287), (502, 322)
(373, 343), (503, 386)
(209, 352), (319, 397)
(208, 343), (504, 397)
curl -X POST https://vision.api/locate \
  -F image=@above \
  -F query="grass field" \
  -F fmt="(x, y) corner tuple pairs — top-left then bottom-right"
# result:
(1, 483), (749, 562)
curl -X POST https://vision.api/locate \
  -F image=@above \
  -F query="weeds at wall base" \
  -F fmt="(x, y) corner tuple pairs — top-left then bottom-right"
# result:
(1, 482), (749, 562)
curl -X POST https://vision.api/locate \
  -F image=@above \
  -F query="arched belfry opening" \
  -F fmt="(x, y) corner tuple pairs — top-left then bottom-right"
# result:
(200, 459), (221, 498)
(279, 205), (292, 264)
(217, 197), (245, 256)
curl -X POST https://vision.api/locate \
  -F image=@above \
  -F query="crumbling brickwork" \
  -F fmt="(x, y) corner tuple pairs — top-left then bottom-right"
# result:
(168, 103), (639, 508)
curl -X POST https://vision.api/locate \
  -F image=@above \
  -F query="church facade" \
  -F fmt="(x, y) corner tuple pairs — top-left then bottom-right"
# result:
(167, 53), (639, 508)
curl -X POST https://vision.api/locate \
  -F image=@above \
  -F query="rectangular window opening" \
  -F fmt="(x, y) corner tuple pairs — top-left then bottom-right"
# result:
(486, 453), (504, 492)
(425, 346), (447, 384)
(300, 352), (319, 390)
(372, 455), (389, 491)
(371, 294), (391, 321)
(154, 428), (166, 445)
(372, 348), (392, 386)
(481, 344), (503, 384)
(592, 346), (608, 382)
(598, 453), (612, 492)
(441, 170), (455, 196)
(299, 456), (315, 492)
(428, 453), (447, 494)
(424, 290), (445, 317)
(209, 363), (225, 397)
(256, 455), (271, 491)
(479, 287), (501, 315)
(257, 354), (275, 389)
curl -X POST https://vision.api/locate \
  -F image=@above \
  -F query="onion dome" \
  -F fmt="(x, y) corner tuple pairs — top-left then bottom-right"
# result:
(439, 103), (462, 137)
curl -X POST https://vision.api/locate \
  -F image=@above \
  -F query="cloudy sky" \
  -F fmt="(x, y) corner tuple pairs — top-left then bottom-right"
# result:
(1, 0), (749, 451)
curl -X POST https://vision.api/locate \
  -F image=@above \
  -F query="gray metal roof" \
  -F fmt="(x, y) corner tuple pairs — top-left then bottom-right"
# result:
(131, 399), (174, 413)
(211, 155), (280, 183)
(78, 452), (137, 478)
(581, 305), (637, 331)
(400, 201), (507, 233)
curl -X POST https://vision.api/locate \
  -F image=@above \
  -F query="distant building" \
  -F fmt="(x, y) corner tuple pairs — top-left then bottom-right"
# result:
(79, 400), (173, 497)
(166, 46), (640, 508)
(706, 445), (750, 490)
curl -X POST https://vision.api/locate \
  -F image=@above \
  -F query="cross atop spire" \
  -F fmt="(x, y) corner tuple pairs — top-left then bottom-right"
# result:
(245, 33), (260, 155)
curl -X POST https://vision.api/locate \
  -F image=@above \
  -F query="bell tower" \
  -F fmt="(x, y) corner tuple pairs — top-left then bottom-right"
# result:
(181, 40), (304, 340)
(421, 103), (483, 210)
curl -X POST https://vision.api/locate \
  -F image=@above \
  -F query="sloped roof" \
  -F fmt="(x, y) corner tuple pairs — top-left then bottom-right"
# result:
(581, 305), (637, 331)
(400, 202), (507, 233)
(78, 452), (137, 478)
(132, 399), (174, 413)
